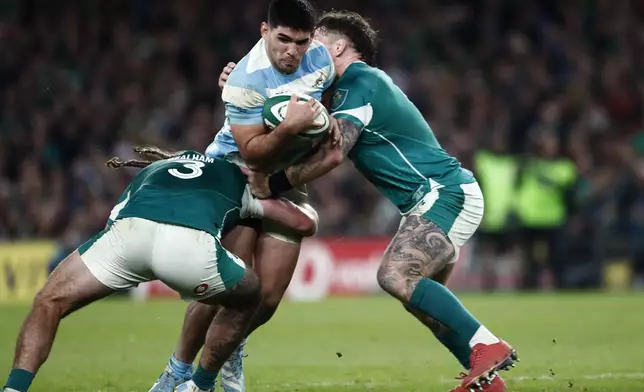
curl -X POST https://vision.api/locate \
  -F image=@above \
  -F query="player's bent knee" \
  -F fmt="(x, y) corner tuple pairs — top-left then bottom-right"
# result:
(32, 257), (84, 317)
(375, 263), (400, 297)
(260, 288), (285, 310)
(252, 302), (279, 327)
(253, 288), (284, 328)
(218, 269), (261, 310)
(375, 268), (394, 295)
(259, 275), (290, 306)
(32, 286), (71, 319)
(375, 262), (416, 302)
(185, 300), (219, 320)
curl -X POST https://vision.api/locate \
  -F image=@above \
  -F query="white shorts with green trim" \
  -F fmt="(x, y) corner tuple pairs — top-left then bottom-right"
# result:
(79, 217), (246, 300)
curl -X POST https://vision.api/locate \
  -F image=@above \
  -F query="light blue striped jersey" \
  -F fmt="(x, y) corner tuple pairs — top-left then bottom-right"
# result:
(206, 38), (335, 164)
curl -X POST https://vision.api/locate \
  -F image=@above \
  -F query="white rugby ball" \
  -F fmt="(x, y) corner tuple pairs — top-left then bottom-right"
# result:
(262, 93), (330, 139)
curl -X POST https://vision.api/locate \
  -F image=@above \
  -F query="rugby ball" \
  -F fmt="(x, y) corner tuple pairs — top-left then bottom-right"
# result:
(263, 93), (330, 139)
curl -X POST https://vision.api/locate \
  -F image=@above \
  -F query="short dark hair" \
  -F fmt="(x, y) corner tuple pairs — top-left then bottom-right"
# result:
(267, 0), (317, 31)
(316, 10), (378, 66)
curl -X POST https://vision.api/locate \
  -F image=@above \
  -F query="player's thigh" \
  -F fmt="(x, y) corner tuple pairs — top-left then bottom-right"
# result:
(416, 182), (484, 265)
(254, 187), (312, 296)
(380, 214), (456, 292)
(402, 182), (483, 286)
(221, 222), (258, 267)
(150, 224), (247, 302)
(78, 217), (154, 292)
(378, 184), (486, 300)
(253, 231), (302, 299)
(382, 217), (456, 286)
(37, 249), (114, 316)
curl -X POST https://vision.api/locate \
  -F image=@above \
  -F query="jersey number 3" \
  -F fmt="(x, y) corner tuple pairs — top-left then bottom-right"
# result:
(168, 161), (205, 179)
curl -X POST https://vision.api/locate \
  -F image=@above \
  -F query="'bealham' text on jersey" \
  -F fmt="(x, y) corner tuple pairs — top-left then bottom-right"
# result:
(331, 62), (475, 214)
(109, 151), (247, 238)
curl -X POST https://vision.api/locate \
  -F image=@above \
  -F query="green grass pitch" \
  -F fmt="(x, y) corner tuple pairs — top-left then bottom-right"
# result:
(1, 293), (643, 391)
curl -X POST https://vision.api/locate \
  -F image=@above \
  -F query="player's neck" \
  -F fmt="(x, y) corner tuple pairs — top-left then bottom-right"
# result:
(335, 55), (363, 77)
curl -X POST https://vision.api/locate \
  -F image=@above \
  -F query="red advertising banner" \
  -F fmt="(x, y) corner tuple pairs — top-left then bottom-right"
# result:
(285, 237), (389, 301)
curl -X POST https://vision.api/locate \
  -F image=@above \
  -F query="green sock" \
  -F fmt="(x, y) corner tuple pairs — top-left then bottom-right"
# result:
(5, 369), (34, 392)
(192, 365), (217, 390)
(436, 330), (472, 369)
(409, 278), (481, 346)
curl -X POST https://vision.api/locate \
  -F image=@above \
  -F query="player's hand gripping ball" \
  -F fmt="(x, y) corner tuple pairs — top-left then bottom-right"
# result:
(263, 93), (330, 141)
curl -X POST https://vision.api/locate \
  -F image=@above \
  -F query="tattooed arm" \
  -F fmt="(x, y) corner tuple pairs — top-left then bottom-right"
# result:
(287, 117), (361, 185)
(248, 117), (362, 198)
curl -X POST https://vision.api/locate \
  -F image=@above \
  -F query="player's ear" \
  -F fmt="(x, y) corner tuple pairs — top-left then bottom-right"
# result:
(334, 39), (349, 57)
(260, 22), (269, 39)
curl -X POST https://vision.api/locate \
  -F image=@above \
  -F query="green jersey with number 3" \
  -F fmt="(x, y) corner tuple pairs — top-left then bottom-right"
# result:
(109, 151), (246, 238)
(331, 62), (475, 214)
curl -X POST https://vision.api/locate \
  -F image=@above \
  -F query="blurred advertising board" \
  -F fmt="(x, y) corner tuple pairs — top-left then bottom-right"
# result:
(0, 241), (56, 303)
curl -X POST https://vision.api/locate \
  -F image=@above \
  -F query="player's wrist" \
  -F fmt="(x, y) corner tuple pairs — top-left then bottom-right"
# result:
(277, 120), (301, 136)
(268, 170), (293, 195)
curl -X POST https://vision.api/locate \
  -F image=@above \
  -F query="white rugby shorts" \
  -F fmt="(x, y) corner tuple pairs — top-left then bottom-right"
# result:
(79, 217), (246, 300)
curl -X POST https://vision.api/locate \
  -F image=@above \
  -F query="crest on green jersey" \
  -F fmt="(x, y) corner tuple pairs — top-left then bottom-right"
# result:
(331, 88), (348, 111)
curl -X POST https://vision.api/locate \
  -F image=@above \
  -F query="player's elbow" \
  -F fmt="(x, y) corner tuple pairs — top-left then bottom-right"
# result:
(232, 125), (273, 168)
(236, 146), (265, 171)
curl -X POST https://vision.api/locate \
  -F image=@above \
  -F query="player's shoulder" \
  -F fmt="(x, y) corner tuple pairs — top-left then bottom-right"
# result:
(225, 39), (271, 92)
(351, 62), (384, 82)
(222, 39), (273, 108)
(330, 63), (381, 113)
(333, 62), (378, 98)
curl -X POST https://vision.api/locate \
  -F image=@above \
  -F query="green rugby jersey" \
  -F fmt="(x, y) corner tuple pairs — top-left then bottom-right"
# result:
(331, 62), (474, 213)
(109, 151), (246, 238)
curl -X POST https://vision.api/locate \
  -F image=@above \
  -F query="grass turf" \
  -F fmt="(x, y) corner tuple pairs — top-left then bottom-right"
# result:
(1, 293), (643, 391)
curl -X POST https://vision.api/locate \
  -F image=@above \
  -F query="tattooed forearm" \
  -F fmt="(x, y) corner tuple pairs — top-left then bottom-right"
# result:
(336, 117), (362, 156)
(286, 135), (334, 186)
(285, 117), (363, 186)
(376, 215), (456, 302)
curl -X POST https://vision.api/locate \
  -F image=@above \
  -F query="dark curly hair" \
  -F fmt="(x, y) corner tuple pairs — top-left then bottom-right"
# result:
(268, 0), (317, 31)
(316, 10), (378, 66)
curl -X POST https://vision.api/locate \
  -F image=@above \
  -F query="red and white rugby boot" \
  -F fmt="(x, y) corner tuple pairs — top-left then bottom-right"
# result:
(459, 340), (518, 389)
(449, 372), (507, 392)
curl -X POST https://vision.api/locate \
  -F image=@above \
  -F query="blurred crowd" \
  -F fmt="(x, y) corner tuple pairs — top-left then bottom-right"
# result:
(2, 0), (644, 288)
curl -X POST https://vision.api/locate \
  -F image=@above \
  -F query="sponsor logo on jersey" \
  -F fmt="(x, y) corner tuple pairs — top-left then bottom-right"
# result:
(314, 75), (325, 89)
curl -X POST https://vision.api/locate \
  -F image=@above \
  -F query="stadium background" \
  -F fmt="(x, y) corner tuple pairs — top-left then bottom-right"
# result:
(1, 1), (644, 391)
